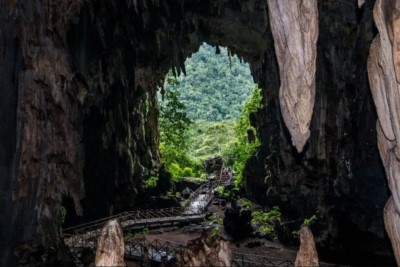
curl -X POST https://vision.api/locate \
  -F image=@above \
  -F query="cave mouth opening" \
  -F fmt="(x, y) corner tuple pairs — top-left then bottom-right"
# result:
(156, 42), (260, 185)
(60, 1), (276, 228)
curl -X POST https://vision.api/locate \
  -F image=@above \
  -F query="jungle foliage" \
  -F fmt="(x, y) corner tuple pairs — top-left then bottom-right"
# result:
(158, 43), (262, 187)
(164, 43), (256, 121)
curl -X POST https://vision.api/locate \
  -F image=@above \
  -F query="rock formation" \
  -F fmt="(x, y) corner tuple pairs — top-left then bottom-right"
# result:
(244, 0), (394, 263)
(95, 219), (125, 267)
(295, 226), (319, 267)
(367, 0), (400, 264)
(223, 207), (252, 240)
(267, 0), (319, 152)
(0, 0), (396, 265)
(174, 233), (231, 267)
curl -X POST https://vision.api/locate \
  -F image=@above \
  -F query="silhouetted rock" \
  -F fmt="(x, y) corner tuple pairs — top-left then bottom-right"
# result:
(223, 207), (252, 240)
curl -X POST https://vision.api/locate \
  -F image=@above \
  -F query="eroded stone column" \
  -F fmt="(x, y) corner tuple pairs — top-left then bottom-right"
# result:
(367, 0), (400, 264)
(95, 220), (125, 267)
(267, 0), (319, 152)
(295, 226), (319, 267)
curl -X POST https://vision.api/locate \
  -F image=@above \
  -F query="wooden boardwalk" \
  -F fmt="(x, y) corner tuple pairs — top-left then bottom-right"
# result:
(63, 181), (215, 250)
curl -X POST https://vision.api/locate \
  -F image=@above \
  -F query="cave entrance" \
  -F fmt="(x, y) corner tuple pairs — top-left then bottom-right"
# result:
(157, 42), (259, 187)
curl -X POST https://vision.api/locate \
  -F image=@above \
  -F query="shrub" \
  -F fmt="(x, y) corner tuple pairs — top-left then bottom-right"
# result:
(144, 176), (158, 188)
(182, 167), (194, 177)
(168, 162), (182, 181)
(251, 206), (281, 235)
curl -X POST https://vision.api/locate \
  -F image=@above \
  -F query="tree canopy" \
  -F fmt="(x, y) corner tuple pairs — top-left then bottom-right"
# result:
(158, 44), (262, 187)
(164, 43), (256, 121)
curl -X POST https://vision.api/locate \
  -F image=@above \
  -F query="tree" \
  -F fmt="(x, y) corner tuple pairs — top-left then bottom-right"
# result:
(159, 72), (204, 180)
(159, 88), (191, 151)
(164, 43), (256, 121)
(230, 86), (263, 187)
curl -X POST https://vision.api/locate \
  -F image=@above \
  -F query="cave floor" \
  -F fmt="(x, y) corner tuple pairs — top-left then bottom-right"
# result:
(127, 199), (299, 263)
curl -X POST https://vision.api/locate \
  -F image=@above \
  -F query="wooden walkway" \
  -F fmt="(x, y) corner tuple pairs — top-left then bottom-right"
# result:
(63, 181), (215, 250)
(63, 167), (237, 265)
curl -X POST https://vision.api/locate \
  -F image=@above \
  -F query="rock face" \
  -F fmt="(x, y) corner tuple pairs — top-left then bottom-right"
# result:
(0, 0), (396, 265)
(95, 220), (125, 267)
(295, 226), (319, 267)
(367, 0), (400, 264)
(203, 157), (224, 178)
(244, 0), (394, 264)
(174, 233), (231, 267)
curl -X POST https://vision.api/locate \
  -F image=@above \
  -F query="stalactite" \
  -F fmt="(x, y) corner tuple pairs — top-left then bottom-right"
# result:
(267, 0), (319, 152)
(367, 0), (400, 264)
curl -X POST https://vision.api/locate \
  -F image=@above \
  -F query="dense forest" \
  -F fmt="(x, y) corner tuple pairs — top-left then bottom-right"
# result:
(163, 43), (256, 121)
(157, 43), (261, 186)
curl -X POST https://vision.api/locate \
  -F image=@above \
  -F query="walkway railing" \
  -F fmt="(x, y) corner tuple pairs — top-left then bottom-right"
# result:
(124, 237), (296, 267)
(231, 252), (294, 267)
(63, 181), (216, 250)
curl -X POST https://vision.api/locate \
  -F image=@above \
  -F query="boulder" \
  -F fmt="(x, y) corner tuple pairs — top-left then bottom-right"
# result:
(174, 232), (231, 267)
(223, 207), (252, 240)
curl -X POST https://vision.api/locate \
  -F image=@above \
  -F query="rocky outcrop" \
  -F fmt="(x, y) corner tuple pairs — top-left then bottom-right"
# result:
(295, 226), (319, 267)
(95, 220), (125, 267)
(367, 0), (400, 264)
(203, 157), (224, 178)
(174, 233), (231, 267)
(223, 207), (252, 240)
(244, 0), (394, 264)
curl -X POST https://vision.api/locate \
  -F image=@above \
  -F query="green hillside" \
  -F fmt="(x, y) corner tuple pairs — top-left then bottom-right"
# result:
(164, 43), (256, 121)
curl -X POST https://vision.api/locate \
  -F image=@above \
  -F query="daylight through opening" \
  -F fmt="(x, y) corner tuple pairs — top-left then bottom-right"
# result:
(155, 43), (261, 191)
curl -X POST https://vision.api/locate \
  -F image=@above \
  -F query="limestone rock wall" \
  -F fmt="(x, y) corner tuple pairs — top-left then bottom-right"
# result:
(244, 0), (394, 263)
(367, 0), (400, 264)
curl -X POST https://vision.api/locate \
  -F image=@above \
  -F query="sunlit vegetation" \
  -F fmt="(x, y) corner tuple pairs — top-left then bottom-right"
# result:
(158, 74), (205, 181)
(158, 43), (262, 188)
(251, 206), (281, 236)
(164, 43), (256, 121)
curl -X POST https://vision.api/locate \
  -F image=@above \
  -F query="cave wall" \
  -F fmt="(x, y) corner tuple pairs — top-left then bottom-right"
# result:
(0, 0), (393, 265)
(0, 0), (272, 264)
(244, 0), (393, 263)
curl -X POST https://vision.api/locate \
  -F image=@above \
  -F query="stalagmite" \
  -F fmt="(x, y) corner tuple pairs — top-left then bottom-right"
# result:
(294, 225), (319, 267)
(95, 220), (125, 267)
(367, 0), (400, 264)
(267, 0), (319, 152)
